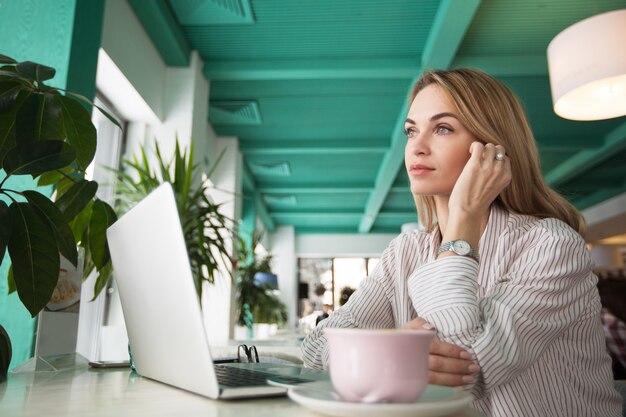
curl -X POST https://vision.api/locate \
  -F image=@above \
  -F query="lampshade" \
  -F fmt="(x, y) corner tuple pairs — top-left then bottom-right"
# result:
(547, 9), (626, 121)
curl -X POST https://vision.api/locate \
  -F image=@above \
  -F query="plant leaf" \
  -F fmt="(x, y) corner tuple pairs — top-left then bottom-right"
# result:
(0, 82), (22, 112)
(7, 202), (60, 317)
(0, 69), (23, 81)
(63, 90), (122, 129)
(23, 190), (78, 267)
(91, 262), (113, 301)
(0, 55), (17, 64)
(54, 174), (82, 199)
(0, 90), (30, 166)
(56, 95), (96, 170)
(69, 199), (93, 243)
(7, 266), (16, 294)
(0, 323), (11, 381)
(89, 199), (117, 269)
(0, 201), (11, 266)
(3, 140), (76, 177)
(55, 180), (98, 222)
(37, 166), (76, 186)
(37, 93), (64, 140)
(15, 92), (64, 143)
(16, 61), (56, 83)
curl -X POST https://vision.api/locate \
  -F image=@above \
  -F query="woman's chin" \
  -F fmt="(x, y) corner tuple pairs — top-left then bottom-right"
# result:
(411, 187), (439, 196)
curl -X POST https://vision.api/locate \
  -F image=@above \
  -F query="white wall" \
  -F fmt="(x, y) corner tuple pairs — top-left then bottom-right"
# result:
(270, 226), (297, 328)
(590, 245), (625, 270)
(80, 0), (228, 358)
(583, 191), (626, 243)
(203, 138), (243, 344)
(100, 0), (166, 120)
(296, 233), (396, 257)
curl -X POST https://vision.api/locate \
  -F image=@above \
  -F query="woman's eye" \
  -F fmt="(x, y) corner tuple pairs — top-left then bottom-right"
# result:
(405, 129), (416, 138)
(436, 125), (452, 135)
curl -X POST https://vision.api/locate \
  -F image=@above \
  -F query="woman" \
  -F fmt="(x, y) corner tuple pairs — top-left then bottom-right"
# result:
(301, 69), (622, 417)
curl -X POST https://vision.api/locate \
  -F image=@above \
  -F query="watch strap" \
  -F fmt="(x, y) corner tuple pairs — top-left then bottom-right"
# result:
(437, 240), (479, 262)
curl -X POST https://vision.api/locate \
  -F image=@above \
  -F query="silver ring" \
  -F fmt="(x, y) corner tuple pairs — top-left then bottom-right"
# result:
(495, 152), (505, 161)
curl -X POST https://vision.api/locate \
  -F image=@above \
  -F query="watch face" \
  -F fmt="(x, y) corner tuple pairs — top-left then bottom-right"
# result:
(452, 240), (471, 256)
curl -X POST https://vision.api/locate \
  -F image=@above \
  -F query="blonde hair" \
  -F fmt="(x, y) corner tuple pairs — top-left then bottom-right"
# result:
(411, 68), (585, 235)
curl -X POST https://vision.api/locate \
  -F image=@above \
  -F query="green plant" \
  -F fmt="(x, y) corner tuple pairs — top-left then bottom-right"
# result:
(236, 232), (287, 326)
(0, 53), (119, 316)
(0, 324), (10, 381)
(111, 139), (234, 299)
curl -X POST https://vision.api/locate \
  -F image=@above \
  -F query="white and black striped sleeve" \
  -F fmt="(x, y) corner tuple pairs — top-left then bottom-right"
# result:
(408, 220), (595, 393)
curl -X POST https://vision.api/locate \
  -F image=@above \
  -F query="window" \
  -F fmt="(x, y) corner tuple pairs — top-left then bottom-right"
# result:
(297, 256), (380, 331)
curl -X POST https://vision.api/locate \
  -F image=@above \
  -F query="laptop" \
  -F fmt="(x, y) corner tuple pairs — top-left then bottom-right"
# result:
(106, 182), (326, 399)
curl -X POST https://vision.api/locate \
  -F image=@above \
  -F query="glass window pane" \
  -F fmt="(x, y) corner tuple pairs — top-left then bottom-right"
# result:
(333, 258), (366, 311)
(297, 258), (332, 332)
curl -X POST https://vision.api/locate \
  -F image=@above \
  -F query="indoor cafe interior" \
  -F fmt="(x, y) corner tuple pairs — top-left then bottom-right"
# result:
(0, 1), (625, 416)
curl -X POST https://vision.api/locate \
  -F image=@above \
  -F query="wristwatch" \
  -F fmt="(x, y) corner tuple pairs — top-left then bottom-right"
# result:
(437, 239), (479, 262)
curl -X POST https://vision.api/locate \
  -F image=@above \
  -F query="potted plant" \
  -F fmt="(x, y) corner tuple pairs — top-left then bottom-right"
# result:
(0, 53), (120, 318)
(0, 324), (10, 382)
(110, 139), (234, 298)
(236, 232), (287, 339)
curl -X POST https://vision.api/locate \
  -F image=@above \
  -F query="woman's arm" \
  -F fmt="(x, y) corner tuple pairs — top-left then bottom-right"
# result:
(408, 220), (596, 393)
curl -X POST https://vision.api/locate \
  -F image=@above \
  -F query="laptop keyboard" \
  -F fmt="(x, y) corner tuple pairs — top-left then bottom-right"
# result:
(214, 365), (312, 387)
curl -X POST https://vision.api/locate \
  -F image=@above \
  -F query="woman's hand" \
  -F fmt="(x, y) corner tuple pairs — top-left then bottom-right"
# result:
(403, 316), (480, 387)
(448, 142), (512, 219)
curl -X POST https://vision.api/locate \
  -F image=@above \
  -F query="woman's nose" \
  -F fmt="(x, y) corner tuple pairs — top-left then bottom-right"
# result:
(407, 131), (430, 155)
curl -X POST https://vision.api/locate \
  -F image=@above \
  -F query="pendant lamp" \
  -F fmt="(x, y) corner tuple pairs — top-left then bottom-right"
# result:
(547, 9), (626, 121)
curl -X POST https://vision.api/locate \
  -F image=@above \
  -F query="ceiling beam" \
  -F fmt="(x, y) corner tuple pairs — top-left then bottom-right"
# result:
(127, 0), (190, 66)
(242, 161), (276, 232)
(390, 186), (411, 193)
(573, 183), (626, 211)
(242, 140), (388, 155)
(560, 178), (625, 192)
(272, 212), (362, 220)
(546, 120), (626, 187)
(358, 0), (481, 233)
(204, 58), (420, 80)
(259, 185), (371, 194)
(451, 55), (547, 76)
(272, 211), (416, 219)
(536, 134), (604, 152)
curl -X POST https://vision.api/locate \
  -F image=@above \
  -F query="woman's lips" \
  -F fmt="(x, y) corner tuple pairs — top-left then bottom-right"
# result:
(409, 164), (434, 176)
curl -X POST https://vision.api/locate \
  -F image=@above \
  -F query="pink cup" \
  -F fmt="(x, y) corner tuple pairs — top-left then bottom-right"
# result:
(324, 328), (434, 403)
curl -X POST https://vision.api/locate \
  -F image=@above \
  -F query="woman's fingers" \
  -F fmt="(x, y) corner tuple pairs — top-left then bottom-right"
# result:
(429, 370), (476, 387)
(482, 142), (497, 164)
(401, 317), (480, 387)
(429, 353), (477, 374)
(430, 338), (477, 371)
(428, 338), (480, 387)
(430, 336), (470, 359)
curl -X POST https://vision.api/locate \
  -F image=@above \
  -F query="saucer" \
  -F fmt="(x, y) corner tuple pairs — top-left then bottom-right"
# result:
(287, 381), (473, 417)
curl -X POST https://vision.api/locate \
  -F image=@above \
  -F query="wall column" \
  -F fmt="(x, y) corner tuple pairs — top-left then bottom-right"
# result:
(203, 137), (243, 343)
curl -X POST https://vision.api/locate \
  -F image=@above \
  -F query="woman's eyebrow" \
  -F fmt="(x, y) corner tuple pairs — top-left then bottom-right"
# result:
(405, 112), (459, 126)
(430, 112), (459, 121)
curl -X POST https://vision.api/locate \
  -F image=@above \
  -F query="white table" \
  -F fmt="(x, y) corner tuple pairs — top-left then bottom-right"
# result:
(0, 367), (486, 417)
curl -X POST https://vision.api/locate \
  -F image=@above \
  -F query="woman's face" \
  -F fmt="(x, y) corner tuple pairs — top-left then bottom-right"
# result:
(404, 84), (477, 197)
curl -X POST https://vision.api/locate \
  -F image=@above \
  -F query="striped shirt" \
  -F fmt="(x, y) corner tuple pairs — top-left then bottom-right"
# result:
(302, 204), (622, 417)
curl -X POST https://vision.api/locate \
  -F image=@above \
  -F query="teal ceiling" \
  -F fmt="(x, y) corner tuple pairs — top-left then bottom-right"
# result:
(130, 0), (626, 235)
